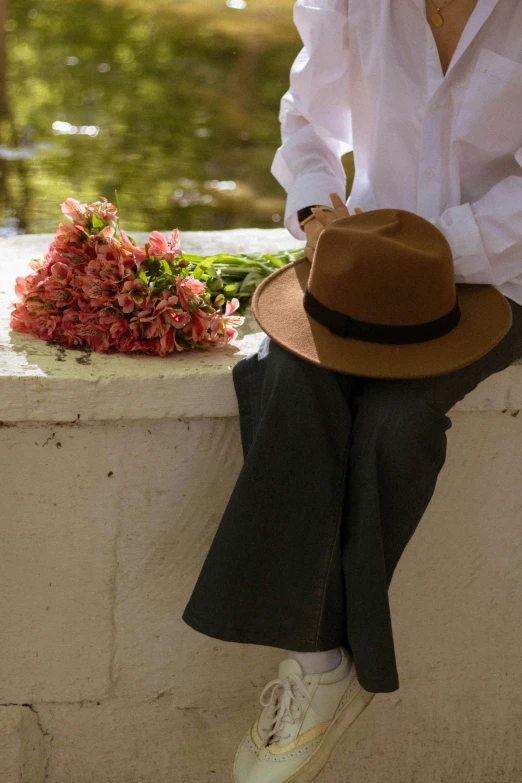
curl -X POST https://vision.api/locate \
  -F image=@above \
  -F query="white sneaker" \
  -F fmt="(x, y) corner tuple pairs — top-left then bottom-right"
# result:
(231, 647), (375, 783)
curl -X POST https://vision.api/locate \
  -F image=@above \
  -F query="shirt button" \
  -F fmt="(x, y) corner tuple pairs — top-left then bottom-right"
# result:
(425, 167), (435, 177)
(429, 104), (437, 113)
(428, 41), (434, 50)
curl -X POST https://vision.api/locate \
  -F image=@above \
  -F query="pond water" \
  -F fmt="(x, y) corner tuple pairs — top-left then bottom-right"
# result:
(0, 0), (353, 237)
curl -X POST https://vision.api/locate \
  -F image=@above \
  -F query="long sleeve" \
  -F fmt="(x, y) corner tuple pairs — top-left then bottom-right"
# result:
(270, 0), (353, 241)
(429, 146), (522, 292)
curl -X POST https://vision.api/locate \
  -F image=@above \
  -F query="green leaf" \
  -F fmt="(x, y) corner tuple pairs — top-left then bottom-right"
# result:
(263, 254), (285, 268)
(179, 253), (205, 262)
(159, 259), (171, 274)
(211, 265), (255, 277)
(92, 214), (104, 228)
(194, 256), (217, 268)
(213, 253), (249, 263)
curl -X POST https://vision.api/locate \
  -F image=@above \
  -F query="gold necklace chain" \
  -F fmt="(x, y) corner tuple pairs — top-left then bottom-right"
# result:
(428, 0), (458, 26)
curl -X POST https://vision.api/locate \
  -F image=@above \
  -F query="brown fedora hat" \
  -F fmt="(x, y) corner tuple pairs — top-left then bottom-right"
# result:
(251, 209), (513, 379)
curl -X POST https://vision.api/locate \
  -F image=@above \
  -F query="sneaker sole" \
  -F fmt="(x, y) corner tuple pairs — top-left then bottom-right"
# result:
(230, 684), (375, 783)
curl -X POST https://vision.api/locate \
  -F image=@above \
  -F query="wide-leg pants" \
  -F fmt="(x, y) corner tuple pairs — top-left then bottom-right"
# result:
(182, 295), (522, 693)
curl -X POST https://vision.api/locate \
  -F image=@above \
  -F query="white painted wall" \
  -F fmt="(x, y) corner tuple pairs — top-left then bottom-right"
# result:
(1, 230), (521, 783)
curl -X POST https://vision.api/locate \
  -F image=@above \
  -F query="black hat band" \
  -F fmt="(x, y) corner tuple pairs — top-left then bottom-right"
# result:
(303, 286), (461, 345)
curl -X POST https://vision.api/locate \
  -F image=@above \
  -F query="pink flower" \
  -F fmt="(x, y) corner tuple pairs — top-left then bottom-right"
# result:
(42, 280), (76, 308)
(147, 231), (170, 260)
(147, 229), (183, 262)
(55, 220), (83, 240)
(117, 278), (148, 313)
(91, 197), (118, 227)
(120, 230), (148, 264)
(130, 292), (191, 338)
(61, 198), (89, 226)
(50, 261), (73, 283)
(175, 273), (206, 311)
(207, 297), (244, 345)
(74, 315), (113, 352)
(167, 228), (182, 256)
(82, 274), (120, 308)
(91, 225), (118, 258)
(117, 331), (146, 353)
(61, 197), (119, 233)
(14, 276), (30, 299)
(158, 327), (187, 355)
(10, 195), (247, 356)
(23, 298), (47, 315)
(30, 313), (62, 340)
(182, 307), (214, 342)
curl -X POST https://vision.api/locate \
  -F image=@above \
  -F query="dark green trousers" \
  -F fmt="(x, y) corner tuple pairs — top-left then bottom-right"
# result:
(182, 296), (522, 693)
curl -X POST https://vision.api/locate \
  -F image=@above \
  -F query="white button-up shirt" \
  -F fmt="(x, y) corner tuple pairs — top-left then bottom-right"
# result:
(270, 0), (522, 306)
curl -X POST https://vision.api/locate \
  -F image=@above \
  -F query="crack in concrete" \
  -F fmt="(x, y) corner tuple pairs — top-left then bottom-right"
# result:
(1, 703), (53, 782)
(107, 501), (124, 698)
(1, 695), (226, 709)
(25, 704), (53, 782)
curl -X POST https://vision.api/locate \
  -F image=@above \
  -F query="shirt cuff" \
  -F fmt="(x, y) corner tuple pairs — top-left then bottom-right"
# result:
(429, 203), (494, 284)
(284, 173), (347, 240)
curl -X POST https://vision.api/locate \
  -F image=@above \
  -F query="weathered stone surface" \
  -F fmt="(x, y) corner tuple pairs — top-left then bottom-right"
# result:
(0, 706), (50, 783)
(111, 416), (248, 702)
(0, 422), (115, 703)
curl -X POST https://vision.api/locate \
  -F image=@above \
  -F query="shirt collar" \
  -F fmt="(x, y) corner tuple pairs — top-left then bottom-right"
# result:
(412, 0), (501, 81)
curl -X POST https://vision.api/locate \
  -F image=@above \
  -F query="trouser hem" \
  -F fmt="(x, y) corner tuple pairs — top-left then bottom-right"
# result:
(181, 605), (339, 650)
(356, 675), (400, 693)
(181, 605), (400, 694)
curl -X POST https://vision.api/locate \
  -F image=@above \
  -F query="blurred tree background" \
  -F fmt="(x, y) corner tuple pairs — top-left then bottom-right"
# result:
(0, 0), (354, 234)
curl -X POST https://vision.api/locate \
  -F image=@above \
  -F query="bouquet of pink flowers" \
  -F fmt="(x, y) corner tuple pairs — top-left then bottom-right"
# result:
(10, 197), (302, 358)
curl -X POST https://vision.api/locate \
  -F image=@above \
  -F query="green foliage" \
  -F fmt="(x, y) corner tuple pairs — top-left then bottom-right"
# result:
(144, 247), (305, 316)
(2, 0), (355, 234)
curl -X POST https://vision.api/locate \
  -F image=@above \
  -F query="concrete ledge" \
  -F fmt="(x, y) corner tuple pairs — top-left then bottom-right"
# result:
(0, 230), (290, 422)
(1, 231), (522, 421)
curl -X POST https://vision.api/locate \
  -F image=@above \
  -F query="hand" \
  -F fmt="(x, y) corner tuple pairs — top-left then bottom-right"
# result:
(303, 193), (363, 262)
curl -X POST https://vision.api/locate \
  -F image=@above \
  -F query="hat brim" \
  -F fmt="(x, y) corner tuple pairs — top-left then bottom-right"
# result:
(250, 256), (513, 379)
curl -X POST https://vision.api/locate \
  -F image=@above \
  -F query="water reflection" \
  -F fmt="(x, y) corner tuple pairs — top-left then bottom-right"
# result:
(0, 0), (354, 236)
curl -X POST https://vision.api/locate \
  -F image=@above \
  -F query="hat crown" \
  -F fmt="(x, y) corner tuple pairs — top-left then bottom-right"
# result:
(308, 209), (457, 326)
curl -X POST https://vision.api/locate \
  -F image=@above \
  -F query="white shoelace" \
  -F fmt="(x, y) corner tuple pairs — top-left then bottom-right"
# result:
(260, 673), (318, 745)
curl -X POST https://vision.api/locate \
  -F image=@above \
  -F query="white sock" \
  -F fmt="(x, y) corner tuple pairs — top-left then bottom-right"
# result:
(286, 647), (342, 674)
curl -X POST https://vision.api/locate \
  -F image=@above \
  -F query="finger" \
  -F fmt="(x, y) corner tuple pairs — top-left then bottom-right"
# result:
(329, 192), (350, 218)
(311, 207), (329, 226)
(329, 192), (345, 207)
